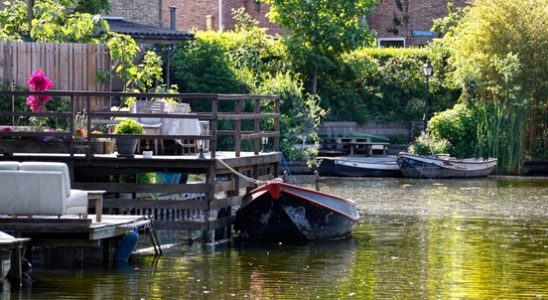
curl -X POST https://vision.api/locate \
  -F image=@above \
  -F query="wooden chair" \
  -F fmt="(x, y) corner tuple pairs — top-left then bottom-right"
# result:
(132, 101), (165, 154)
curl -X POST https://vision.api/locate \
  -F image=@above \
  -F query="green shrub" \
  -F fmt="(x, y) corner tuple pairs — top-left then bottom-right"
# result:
(256, 72), (326, 162)
(114, 119), (144, 134)
(427, 103), (477, 158)
(408, 131), (451, 155)
(171, 39), (250, 95)
(328, 47), (459, 123)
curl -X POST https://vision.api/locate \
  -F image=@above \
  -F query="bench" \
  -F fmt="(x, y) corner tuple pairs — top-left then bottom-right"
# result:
(349, 142), (389, 156)
(0, 162), (89, 219)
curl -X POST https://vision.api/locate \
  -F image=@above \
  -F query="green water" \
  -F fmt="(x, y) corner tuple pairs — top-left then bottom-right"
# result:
(4, 177), (547, 299)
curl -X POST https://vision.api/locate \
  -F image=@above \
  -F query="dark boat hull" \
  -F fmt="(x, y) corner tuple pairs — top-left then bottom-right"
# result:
(235, 183), (358, 241)
(397, 154), (498, 178)
(318, 157), (401, 177)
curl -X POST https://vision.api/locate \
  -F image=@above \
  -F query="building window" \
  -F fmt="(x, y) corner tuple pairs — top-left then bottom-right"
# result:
(377, 38), (406, 48)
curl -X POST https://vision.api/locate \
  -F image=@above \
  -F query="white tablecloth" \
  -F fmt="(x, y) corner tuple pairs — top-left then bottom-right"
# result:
(162, 117), (201, 145)
(130, 101), (201, 146)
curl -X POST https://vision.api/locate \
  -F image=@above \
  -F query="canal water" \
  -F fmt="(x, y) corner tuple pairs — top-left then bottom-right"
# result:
(3, 177), (547, 299)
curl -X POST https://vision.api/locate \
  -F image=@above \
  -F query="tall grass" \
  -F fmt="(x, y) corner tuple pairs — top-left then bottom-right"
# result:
(474, 54), (530, 173)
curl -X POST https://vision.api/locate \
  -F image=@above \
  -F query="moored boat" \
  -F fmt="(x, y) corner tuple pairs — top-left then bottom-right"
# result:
(318, 156), (401, 177)
(235, 182), (359, 241)
(397, 153), (498, 178)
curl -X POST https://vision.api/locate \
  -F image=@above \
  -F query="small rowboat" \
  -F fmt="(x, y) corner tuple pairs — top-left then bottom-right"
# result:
(235, 182), (359, 241)
(397, 153), (498, 178)
(318, 156), (401, 177)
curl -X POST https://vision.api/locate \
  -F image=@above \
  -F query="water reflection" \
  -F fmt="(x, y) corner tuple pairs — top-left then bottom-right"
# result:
(235, 239), (358, 299)
(5, 177), (547, 299)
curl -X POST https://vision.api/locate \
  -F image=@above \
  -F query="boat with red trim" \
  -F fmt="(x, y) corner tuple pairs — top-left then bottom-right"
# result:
(234, 181), (359, 241)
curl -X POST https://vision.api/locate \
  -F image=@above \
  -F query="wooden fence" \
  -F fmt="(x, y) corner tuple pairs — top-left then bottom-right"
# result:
(0, 41), (111, 111)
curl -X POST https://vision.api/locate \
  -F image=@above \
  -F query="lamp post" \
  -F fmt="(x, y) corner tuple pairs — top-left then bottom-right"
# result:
(422, 60), (433, 132)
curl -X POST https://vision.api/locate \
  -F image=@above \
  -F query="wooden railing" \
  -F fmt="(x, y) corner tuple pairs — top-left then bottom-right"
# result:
(0, 90), (280, 158)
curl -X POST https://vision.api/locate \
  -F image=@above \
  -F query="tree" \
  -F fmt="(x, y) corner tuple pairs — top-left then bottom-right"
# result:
(445, 0), (548, 170)
(430, 2), (468, 38)
(263, 0), (376, 94)
(73, 0), (111, 14)
(0, 0), (105, 42)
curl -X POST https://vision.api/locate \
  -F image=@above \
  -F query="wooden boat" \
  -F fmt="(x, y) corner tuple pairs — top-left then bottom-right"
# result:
(235, 182), (359, 241)
(397, 153), (498, 178)
(318, 156), (401, 177)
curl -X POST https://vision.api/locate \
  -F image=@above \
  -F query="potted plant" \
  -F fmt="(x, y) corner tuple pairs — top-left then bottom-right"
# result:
(113, 119), (144, 157)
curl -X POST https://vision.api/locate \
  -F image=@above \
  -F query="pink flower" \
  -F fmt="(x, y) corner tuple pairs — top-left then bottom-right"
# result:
(26, 95), (43, 112)
(26, 70), (53, 112)
(28, 70), (53, 92)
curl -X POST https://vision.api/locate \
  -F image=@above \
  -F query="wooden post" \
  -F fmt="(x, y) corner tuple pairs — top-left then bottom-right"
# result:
(203, 164), (216, 243)
(314, 170), (320, 191)
(70, 95), (75, 157)
(86, 95), (92, 160)
(210, 97), (218, 159)
(254, 98), (260, 155)
(7, 246), (22, 284)
(274, 97), (280, 152)
(235, 99), (241, 157)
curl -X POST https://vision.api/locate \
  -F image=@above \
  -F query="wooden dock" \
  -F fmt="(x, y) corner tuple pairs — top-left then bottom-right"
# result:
(0, 215), (151, 244)
(0, 91), (282, 249)
(0, 215), (154, 278)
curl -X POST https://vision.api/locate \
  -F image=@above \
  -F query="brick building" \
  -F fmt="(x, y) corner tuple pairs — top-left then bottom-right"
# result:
(108, 0), (468, 47)
(367, 0), (468, 47)
(108, 0), (281, 34)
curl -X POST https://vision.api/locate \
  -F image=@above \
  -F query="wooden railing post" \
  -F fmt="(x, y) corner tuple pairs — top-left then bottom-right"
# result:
(70, 95), (75, 157)
(86, 95), (92, 159)
(235, 99), (241, 157)
(254, 98), (260, 155)
(210, 96), (218, 159)
(274, 97), (280, 152)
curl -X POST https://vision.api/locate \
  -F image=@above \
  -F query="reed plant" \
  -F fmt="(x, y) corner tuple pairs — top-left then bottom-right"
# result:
(474, 54), (530, 173)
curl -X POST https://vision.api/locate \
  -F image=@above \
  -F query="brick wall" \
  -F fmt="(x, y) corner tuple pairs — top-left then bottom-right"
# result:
(111, 0), (468, 45)
(161, 0), (219, 32)
(244, 1), (284, 35)
(367, 0), (468, 46)
(110, 0), (161, 27)
(160, 0), (283, 35)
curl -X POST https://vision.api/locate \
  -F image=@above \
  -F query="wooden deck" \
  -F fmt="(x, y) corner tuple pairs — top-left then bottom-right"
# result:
(0, 215), (150, 245)
(0, 90), (282, 245)
(0, 215), (149, 279)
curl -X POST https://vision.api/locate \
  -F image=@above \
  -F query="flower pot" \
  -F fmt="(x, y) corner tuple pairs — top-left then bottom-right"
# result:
(116, 137), (138, 157)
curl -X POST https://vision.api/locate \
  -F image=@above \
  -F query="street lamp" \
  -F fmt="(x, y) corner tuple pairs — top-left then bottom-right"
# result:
(421, 60), (433, 132)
